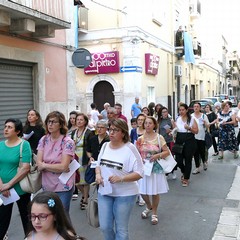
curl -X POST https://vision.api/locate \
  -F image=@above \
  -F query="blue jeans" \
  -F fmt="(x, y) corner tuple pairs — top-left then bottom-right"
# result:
(98, 193), (136, 240)
(56, 187), (74, 218)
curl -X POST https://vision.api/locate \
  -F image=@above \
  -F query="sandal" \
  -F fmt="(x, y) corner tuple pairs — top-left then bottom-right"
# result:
(80, 202), (88, 210)
(182, 179), (189, 187)
(218, 156), (223, 160)
(141, 207), (152, 219)
(151, 215), (158, 225)
(212, 152), (219, 156)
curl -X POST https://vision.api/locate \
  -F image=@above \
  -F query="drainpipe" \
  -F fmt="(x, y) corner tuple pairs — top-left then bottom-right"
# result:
(74, 6), (79, 49)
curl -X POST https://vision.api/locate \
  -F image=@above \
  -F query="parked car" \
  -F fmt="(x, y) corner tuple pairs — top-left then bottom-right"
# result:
(188, 99), (215, 114)
(215, 94), (229, 102)
(229, 95), (239, 107)
(202, 97), (222, 105)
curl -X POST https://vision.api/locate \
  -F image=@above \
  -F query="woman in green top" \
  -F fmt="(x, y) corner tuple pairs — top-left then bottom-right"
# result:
(0, 118), (32, 239)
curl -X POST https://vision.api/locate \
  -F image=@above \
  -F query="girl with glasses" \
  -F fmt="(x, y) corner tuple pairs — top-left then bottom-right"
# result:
(25, 191), (84, 240)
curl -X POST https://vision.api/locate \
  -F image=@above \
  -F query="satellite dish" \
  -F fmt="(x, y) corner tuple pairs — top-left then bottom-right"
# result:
(72, 48), (92, 68)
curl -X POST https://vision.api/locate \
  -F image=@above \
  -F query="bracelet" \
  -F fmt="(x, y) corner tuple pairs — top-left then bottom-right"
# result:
(159, 153), (162, 159)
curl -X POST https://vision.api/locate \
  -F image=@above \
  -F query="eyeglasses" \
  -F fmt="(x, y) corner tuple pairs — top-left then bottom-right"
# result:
(107, 112), (114, 114)
(29, 213), (53, 222)
(47, 120), (59, 125)
(97, 126), (106, 129)
(109, 128), (120, 133)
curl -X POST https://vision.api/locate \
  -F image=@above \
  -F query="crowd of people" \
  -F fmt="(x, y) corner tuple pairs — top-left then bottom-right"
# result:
(0, 97), (239, 240)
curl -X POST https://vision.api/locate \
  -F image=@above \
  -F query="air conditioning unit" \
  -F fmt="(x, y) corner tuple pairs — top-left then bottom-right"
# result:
(175, 65), (182, 76)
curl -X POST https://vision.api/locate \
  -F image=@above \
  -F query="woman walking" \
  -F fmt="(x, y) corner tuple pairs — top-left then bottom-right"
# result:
(205, 104), (219, 156)
(191, 102), (210, 174)
(136, 116), (170, 225)
(158, 107), (177, 179)
(217, 102), (239, 159)
(174, 103), (198, 186)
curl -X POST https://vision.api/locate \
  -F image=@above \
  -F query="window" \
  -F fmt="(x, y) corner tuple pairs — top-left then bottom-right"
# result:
(147, 86), (155, 104)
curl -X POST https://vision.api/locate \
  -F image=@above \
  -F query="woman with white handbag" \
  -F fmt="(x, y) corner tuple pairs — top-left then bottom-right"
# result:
(136, 116), (170, 225)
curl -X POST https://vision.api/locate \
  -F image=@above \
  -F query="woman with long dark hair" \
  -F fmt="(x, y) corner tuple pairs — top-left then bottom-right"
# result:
(25, 191), (84, 240)
(23, 109), (45, 154)
(205, 104), (218, 156)
(191, 102), (210, 174)
(174, 104), (198, 187)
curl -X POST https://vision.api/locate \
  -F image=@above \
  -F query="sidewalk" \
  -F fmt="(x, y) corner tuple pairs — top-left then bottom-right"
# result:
(212, 166), (240, 240)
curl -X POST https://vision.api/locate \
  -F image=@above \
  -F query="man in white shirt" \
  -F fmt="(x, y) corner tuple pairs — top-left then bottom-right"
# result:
(90, 103), (100, 124)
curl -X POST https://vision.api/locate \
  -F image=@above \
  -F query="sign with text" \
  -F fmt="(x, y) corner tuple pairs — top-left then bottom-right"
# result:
(84, 51), (120, 74)
(145, 53), (159, 75)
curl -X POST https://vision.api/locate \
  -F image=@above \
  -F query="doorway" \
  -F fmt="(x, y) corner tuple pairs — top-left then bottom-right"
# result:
(93, 81), (114, 112)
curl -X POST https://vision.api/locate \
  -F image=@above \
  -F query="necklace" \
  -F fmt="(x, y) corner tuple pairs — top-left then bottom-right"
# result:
(77, 128), (84, 138)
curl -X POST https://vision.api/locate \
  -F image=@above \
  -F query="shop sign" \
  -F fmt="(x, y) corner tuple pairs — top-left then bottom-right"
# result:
(84, 51), (120, 74)
(145, 53), (159, 75)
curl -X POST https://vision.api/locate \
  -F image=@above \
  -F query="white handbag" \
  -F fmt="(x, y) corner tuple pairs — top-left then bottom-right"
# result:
(19, 141), (42, 193)
(157, 135), (177, 173)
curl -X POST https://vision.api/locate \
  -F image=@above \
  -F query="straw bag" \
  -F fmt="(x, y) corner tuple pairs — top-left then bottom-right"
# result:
(19, 141), (42, 193)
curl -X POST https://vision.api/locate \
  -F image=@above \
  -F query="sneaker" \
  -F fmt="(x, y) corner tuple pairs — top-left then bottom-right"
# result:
(72, 194), (78, 200)
(171, 172), (177, 180)
(192, 168), (200, 175)
(203, 162), (208, 171)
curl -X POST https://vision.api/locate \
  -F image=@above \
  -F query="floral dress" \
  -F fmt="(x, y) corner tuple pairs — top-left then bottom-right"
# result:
(218, 111), (238, 151)
(136, 134), (169, 195)
(73, 130), (87, 185)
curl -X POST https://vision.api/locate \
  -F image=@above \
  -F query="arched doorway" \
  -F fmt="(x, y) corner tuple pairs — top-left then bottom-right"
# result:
(93, 81), (114, 112)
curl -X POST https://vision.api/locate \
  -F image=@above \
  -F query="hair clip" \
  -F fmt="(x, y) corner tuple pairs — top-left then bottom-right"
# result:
(48, 198), (55, 207)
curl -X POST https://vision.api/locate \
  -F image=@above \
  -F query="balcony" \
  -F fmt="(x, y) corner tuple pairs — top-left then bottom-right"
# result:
(0, 0), (70, 38)
(193, 40), (201, 58)
(78, 6), (88, 32)
(174, 32), (201, 59)
(189, 0), (201, 20)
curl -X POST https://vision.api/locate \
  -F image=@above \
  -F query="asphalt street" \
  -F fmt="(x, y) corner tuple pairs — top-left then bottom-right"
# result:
(7, 148), (240, 240)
